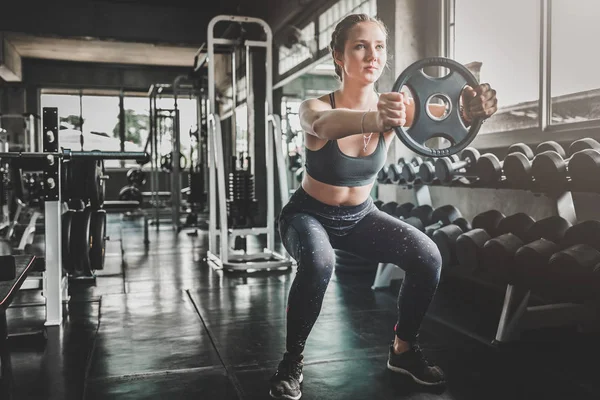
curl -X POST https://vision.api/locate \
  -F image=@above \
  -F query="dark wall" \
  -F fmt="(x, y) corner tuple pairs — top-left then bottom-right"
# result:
(21, 59), (191, 92)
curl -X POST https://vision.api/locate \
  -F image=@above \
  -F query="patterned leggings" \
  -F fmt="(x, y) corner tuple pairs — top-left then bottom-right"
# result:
(278, 187), (442, 356)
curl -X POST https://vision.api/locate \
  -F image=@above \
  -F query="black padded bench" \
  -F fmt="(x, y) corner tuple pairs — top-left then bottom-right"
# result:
(0, 255), (37, 390)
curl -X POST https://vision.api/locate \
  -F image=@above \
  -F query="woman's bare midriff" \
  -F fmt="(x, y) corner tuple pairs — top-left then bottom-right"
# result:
(301, 174), (373, 206)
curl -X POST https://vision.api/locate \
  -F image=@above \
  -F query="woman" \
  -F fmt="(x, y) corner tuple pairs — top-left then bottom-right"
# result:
(270, 13), (498, 400)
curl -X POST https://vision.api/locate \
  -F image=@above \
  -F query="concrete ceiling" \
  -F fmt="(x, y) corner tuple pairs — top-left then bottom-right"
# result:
(4, 32), (199, 68)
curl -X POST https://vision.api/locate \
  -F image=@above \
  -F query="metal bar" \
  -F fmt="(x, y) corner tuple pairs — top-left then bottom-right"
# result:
(268, 114), (289, 211)
(208, 115), (217, 255)
(244, 40), (268, 48)
(246, 44), (255, 176)
(264, 22), (274, 253)
(213, 38), (239, 46)
(539, 0), (550, 131)
(213, 114), (230, 263)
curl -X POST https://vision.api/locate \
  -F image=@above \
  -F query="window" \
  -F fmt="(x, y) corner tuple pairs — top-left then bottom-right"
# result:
(278, 22), (316, 75)
(40, 92), (197, 169)
(550, 0), (600, 125)
(318, 0), (377, 51)
(453, 0), (540, 133)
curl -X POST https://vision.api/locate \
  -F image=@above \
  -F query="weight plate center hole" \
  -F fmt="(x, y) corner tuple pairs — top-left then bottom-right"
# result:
(425, 93), (452, 122)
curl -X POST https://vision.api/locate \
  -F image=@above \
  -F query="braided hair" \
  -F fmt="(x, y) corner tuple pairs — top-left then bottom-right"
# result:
(329, 13), (388, 81)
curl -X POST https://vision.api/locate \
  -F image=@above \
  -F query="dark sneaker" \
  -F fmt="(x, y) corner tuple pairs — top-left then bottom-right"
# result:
(269, 353), (304, 400)
(387, 344), (445, 386)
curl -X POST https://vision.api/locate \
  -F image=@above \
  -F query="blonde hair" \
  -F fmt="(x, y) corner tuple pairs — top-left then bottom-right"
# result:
(328, 13), (389, 81)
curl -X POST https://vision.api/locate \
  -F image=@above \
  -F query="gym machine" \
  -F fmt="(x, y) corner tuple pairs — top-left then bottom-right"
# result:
(0, 107), (149, 326)
(0, 113), (41, 153)
(204, 15), (292, 272)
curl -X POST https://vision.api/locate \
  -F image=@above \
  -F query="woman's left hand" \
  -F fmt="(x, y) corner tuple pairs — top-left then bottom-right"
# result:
(461, 83), (498, 122)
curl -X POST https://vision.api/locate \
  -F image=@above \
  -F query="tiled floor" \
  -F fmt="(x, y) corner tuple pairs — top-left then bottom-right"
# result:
(2, 213), (599, 399)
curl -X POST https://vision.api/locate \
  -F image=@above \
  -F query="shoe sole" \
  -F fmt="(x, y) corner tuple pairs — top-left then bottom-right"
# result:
(387, 362), (445, 387)
(268, 374), (303, 400)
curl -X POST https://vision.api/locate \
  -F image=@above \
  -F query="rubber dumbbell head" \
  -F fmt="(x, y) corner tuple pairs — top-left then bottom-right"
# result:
(377, 166), (390, 184)
(401, 157), (425, 183)
(568, 138), (600, 156)
(535, 140), (566, 158)
(532, 142), (600, 190)
(454, 210), (506, 274)
(424, 205), (463, 236)
(514, 219), (600, 292)
(475, 143), (534, 184)
(503, 152), (533, 188)
(545, 244), (600, 302)
(432, 217), (472, 268)
(394, 202), (415, 219)
(483, 215), (572, 284)
(566, 149), (600, 191)
(386, 161), (405, 184)
(380, 201), (399, 216)
(418, 155), (459, 185)
(435, 147), (480, 184)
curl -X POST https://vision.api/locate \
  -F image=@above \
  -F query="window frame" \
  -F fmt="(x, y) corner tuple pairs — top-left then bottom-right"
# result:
(445, 0), (600, 150)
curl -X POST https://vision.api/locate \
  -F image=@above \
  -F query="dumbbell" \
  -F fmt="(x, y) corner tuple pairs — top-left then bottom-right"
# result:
(544, 243), (600, 302)
(481, 215), (572, 284)
(401, 157), (425, 183)
(568, 138), (600, 156)
(386, 158), (406, 184)
(503, 141), (568, 188)
(531, 138), (600, 190)
(380, 201), (399, 216)
(475, 143), (534, 185)
(455, 210), (535, 275)
(513, 219), (600, 299)
(535, 140), (566, 158)
(377, 165), (391, 184)
(434, 147), (480, 184)
(418, 155), (459, 185)
(394, 202), (415, 219)
(422, 205), (466, 237)
(374, 200), (384, 210)
(432, 216), (473, 268)
(397, 204), (434, 231)
(566, 149), (600, 191)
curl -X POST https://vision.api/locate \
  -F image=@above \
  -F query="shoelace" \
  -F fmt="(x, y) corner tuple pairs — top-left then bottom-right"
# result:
(411, 346), (433, 367)
(278, 357), (302, 380)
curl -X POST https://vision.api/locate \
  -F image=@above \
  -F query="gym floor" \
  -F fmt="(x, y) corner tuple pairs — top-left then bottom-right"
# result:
(4, 214), (600, 400)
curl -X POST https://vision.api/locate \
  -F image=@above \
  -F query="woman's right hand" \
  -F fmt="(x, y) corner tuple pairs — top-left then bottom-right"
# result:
(375, 92), (409, 132)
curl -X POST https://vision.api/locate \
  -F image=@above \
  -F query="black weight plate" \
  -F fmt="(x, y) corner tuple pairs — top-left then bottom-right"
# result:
(89, 210), (107, 271)
(62, 210), (74, 275)
(69, 207), (92, 277)
(391, 57), (483, 157)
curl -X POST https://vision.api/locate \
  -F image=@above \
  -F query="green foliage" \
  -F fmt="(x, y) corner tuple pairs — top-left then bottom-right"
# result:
(60, 115), (84, 130)
(112, 109), (148, 145)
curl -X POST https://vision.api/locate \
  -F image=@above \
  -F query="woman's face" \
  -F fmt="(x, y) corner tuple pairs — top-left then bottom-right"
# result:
(338, 21), (387, 84)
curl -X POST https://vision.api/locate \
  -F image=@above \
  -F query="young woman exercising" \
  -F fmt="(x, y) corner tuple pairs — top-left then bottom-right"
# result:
(270, 13), (498, 400)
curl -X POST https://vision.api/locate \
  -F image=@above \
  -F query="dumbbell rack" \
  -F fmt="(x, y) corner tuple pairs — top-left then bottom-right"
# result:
(374, 169), (599, 344)
(493, 190), (597, 344)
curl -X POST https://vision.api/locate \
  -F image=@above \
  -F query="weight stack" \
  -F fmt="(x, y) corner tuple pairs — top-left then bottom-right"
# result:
(334, 249), (377, 273)
(226, 156), (259, 228)
(188, 171), (205, 204)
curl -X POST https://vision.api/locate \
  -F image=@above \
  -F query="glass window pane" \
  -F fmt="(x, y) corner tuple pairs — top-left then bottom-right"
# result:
(551, 0), (600, 125)
(455, 0), (540, 133)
